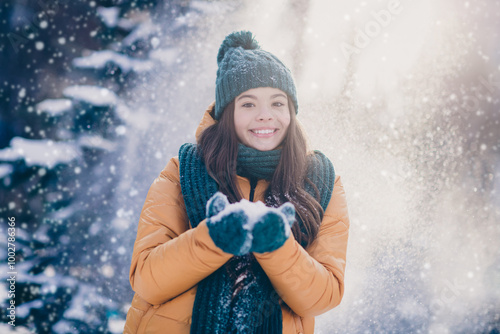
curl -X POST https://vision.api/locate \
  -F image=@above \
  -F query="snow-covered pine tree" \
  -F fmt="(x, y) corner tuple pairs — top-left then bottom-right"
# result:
(0, 0), (184, 332)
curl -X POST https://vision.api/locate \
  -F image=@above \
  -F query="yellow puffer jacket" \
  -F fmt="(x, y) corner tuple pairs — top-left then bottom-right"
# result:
(124, 102), (350, 334)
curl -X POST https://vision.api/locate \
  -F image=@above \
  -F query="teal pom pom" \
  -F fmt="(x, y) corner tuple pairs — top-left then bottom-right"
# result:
(217, 31), (260, 65)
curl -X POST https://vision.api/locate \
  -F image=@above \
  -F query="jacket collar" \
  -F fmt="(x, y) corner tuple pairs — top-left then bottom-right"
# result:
(195, 101), (217, 143)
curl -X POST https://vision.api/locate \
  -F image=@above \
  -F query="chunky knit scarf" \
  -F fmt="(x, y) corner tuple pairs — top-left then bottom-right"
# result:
(179, 142), (335, 334)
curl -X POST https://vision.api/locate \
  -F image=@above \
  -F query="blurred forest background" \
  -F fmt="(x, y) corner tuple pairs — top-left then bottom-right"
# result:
(0, 0), (499, 333)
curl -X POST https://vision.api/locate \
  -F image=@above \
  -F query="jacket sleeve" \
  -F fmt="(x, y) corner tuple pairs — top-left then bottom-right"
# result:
(254, 175), (350, 317)
(129, 157), (233, 305)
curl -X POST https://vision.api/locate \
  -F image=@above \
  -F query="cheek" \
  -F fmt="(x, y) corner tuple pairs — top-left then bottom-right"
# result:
(233, 111), (249, 136)
(280, 114), (291, 132)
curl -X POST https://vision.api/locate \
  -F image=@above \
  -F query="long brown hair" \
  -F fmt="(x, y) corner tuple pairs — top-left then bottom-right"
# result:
(198, 97), (324, 248)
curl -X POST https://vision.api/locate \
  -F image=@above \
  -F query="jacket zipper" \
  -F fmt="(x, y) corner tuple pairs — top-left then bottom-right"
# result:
(249, 176), (258, 202)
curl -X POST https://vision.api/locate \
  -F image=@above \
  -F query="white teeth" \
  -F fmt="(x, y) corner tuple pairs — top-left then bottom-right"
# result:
(253, 129), (275, 134)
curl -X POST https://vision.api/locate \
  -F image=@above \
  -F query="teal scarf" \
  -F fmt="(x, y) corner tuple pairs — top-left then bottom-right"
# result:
(179, 142), (335, 333)
(236, 143), (281, 180)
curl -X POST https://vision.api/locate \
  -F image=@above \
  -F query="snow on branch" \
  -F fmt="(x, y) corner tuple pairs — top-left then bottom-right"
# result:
(0, 137), (81, 169)
(63, 85), (118, 108)
(72, 50), (154, 74)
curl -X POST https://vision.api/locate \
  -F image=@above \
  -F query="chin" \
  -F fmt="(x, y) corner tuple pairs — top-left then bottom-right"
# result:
(251, 143), (278, 151)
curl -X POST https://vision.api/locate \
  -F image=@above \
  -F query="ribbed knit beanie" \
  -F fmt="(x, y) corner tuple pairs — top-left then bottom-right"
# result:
(214, 31), (298, 120)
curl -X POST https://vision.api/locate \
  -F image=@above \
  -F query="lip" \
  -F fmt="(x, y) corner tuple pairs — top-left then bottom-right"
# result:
(250, 128), (278, 138)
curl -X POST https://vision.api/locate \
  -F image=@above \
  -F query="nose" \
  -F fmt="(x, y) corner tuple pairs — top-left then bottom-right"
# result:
(256, 106), (273, 121)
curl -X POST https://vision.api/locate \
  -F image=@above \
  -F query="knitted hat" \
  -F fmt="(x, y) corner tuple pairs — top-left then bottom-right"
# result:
(214, 31), (298, 120)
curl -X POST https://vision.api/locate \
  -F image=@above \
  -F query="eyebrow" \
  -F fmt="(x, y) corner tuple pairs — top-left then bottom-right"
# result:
(236, 93), (287, 101)
(236, 94), (257, 101)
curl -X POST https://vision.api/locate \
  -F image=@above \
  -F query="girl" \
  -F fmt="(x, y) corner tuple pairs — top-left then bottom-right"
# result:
(124, 31), (350, 334)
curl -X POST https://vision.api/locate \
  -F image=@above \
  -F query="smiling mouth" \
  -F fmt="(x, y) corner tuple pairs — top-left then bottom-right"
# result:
(251, 129), (278, 135)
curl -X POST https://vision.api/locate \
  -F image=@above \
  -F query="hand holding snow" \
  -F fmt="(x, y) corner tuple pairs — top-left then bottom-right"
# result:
(205, 192), (296, 255)
(250, 202), (295, 253)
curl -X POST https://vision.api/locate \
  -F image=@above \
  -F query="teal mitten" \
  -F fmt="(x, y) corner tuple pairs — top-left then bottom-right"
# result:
(206, 192), (297, 255)
(250, 202), (296, 253)
(205, 192), (253, 256)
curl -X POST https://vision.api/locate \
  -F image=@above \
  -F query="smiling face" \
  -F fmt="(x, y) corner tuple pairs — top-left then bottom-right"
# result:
(233, 87), (291, 151)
